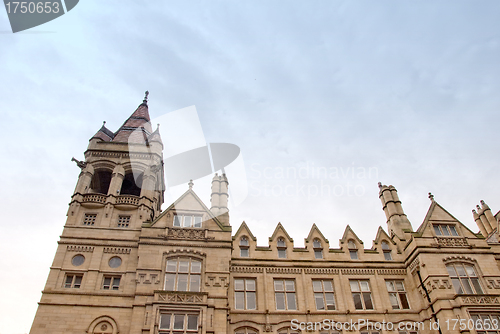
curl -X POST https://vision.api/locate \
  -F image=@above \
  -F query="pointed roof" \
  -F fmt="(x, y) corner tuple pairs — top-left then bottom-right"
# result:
(148, 186), (230, 232)
(90, 121), (115, 142)
(269, 222), (294, 242)
(112, 92), (153, 144)
(304, 224), (329, 244)
(233, 221), (257, 241)
(416, 198), (478, 236)
(373, 226), (395, 248)
(340, 225), (364, 245)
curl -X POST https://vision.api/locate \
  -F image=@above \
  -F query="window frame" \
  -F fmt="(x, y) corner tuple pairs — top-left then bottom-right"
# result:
(164, 257), (202, 292)
(83, 213), (97, 226)
(469, 312), (500, 334)
(433, 224), (459, 236)
(277, 237), (287, 259)
(350, 279), (374, 310)
(274, 279), (297, 310)
(158, 312), (200, 333)
(102, 275), (121, 291)
(381, 241), (392, 261)
(234, 278), (257, 310)
(348, 239), (358, 260)
(313, 238), (323, 259)
(312, 279), (336, 310)
(386, 280), (410, 310)
(446, 263), (483, 295)
(173, 214), (203, 228)
(64, 273), (83, 288)
(239, 236), (249, 257)
(117, 215), (130, 228)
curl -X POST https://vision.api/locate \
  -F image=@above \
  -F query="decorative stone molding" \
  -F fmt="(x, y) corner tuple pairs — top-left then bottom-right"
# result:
(486, 279), (500, 289)
(205, 276), (229, 287)
(163, 228), (214, 241)
(376, 269), (407, 275)
(436, 237), (469, 247)
(137, 273), (161, 285)
(304, 268), (338, 275)
(103, 247), (131, 254)
(461, 295), (500, 305)
(67, 245), (94, 252)
(155, 291), (207, 304)
(409, 257), (420, 275)
(264, 324), (272, 332)
(231, 266), (264, 273)
(341, 269), (375, 275)
(442, 255), (477, 263)
(266, 267), (302, 274)
(164, 249), (206, 257)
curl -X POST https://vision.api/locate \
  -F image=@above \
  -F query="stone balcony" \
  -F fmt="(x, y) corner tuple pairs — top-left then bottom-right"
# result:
(79, 193), (142, 210)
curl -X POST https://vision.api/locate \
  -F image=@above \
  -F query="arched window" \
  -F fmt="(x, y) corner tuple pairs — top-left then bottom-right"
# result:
(120, 172), (143, 196)
(240, 236), (249, 257)
(90, 170), (112, 194)
(348, 239), (358, 260)
(277, 237), (286, 258)
(446, 263), (483, 294)
(164, 258), (201, 292)
(313, 238), (323, 259)
(87, 316), (118, 334)
(381, 241), (392, 261)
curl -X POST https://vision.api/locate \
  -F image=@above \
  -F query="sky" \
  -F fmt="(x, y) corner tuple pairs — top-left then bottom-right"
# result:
(1, 1), (500, 333)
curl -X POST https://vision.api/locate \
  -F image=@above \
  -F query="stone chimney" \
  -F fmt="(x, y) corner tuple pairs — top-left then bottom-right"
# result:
(210, 173), (229, 226)
(378, 183), (412, 239)
(473, 200), (497, 237)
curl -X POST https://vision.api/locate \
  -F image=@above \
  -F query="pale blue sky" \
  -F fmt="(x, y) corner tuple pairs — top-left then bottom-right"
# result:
(1, 1), (500, 333)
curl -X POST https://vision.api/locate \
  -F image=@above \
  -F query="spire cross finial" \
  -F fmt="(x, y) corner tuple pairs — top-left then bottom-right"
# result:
(188, 179), (194, 189)
(428, 192), (434, 201)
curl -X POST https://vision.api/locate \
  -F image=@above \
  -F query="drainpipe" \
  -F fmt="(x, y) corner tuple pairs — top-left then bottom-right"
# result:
(417, 270), (442, 334)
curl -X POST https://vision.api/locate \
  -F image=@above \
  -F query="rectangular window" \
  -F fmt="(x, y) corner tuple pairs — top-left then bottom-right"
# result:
(433, 224), (459, 236)
(165, 258), (202, 292)
(173, 215), (202, 228)
(234, 278), (256, 310)
(64, 274), (83, 288)
(313, 280), (335, 310)
(117, 215), (130, 228)
(159, 313), (199, 333)
(447, 263), (483, 294)
(350, 280), (374, 310)
(274, 279), (297, 310)
(386, 280), (410, 309)
(103, 276), (121, 290)
(83, 214), (96, 226)
(470, 313), (500, 334)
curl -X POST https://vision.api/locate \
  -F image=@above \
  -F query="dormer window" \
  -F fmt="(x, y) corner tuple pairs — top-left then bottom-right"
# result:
(173, 214), (202, 228)
(313, 239), (323, 259)
(277, 238), (287, 258)
(348, 240), (358, 260)
(240, 236), (249, 257)
(381, 241), (392, 261)
(433, 224), (458, 236)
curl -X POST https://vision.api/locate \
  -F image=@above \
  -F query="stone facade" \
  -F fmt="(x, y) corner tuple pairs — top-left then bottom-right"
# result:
(30, 99), (500, 334)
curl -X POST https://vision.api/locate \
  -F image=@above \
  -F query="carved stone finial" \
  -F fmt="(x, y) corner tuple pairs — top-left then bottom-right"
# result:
(103, 121), (106, 126)
(378, 182), (382, 188)
(428, 192), (434, 201)
(71, 157), (87, 169)
(144, 90), (149, 103)
(188, 179), (194, 189)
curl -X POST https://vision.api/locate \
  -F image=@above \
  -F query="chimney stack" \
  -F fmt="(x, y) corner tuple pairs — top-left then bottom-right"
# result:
(378, 183), (412, 239)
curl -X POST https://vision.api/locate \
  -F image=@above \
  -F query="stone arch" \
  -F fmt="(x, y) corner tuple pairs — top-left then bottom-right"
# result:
(86, 315), (119, 334)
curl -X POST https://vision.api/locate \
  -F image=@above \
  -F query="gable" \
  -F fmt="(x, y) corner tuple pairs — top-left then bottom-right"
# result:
(149, 189), (227, 231)
(417, 201), (478, 238)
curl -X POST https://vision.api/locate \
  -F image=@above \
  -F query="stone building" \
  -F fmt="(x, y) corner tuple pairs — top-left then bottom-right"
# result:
(30, 97), (500, 334)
